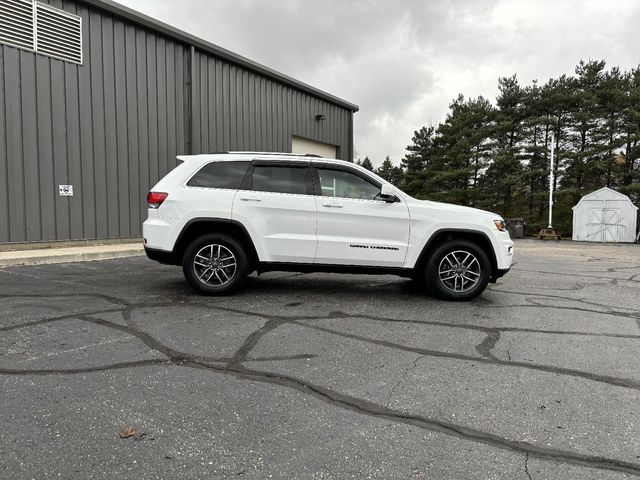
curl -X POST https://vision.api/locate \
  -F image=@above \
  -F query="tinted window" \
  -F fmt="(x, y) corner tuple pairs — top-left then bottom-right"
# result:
(187, 161), (249, 189)
(251, 166), (308, 194)
(317, 168), (380, 200)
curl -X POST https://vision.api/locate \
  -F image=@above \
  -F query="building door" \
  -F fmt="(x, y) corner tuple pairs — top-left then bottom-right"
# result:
(292, 136), (338, 159)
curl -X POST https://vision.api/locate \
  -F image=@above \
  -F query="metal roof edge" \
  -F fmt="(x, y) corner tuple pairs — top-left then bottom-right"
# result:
(78, 0), (359, 112)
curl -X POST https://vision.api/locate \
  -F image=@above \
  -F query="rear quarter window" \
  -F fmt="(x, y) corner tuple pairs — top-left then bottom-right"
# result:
(187, 161), (249, 189)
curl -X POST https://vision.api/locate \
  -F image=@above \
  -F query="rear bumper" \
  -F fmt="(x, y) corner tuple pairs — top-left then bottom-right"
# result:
(143, 214), (186, 251)
(144, 246), (179, 265)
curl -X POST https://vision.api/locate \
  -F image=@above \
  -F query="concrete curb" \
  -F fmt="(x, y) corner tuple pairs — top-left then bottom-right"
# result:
(0, 243), (145, 268)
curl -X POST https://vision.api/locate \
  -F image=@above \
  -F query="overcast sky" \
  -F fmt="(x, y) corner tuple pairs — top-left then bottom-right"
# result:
(118, 0), (640, 166)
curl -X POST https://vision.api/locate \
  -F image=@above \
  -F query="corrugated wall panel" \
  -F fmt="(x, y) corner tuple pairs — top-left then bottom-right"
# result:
(76, 2), (95, 238)
(102, 14), (118, 238)
(135, 27), (149, 229)
(4, 46), (26, 242)
(65, 55), (83, 240)
(165, 42), (177, 172)
(156, 37), (168, 179)
(89, 7), (107, 239)
(113, 19), (129, 237)
(124, 23), (139, 235)
(51, 51), (70, 238)
(0, 47), (8, 242)
(62, 1), (82, 239)
(20, 51), (40, 241)
(146, 34), (158, 193)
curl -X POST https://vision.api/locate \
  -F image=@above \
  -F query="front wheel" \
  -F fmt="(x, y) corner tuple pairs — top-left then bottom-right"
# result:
(182, 234), (248, 295)
(424, 240), (491, 301)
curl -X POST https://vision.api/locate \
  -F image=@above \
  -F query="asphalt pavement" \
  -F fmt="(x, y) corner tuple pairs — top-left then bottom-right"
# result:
(1, 240), (639, 479)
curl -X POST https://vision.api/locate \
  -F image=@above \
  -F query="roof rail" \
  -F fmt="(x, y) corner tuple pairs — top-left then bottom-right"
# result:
(222, 151), (324, 158)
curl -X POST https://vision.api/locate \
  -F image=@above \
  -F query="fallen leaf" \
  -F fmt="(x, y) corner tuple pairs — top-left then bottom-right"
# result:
(119, 426), (137, 438)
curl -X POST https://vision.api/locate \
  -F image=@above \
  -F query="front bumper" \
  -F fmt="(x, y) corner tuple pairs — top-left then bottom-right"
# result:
(490, 232), (514, 281)
(490, 267), (511, 283)
(495, 235), (514, 269)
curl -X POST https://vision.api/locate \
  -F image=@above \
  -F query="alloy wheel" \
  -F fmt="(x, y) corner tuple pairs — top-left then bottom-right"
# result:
(193, 244), (237, 286)
(438, 250), (481, 293)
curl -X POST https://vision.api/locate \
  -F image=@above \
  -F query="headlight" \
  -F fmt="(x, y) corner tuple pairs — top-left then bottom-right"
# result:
(494, 219), (506, 231)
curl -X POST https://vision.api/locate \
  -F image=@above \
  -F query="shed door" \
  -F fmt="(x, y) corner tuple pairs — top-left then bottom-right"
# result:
(587, 208), (620, 242)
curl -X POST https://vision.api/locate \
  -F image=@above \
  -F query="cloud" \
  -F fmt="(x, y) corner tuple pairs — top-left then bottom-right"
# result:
(118, 0), (640, 166)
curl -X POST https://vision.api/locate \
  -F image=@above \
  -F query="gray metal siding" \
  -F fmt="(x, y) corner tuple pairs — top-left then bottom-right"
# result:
(0, 0), (354, 243)
(190, 50), (351, 158)
(0, 0), (188, 243)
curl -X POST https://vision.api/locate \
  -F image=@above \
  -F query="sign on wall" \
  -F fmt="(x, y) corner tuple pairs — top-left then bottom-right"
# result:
(59, 185), (73, 196)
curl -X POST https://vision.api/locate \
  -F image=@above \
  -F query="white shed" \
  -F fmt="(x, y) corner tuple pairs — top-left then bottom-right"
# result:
(572, 187), (638, 242)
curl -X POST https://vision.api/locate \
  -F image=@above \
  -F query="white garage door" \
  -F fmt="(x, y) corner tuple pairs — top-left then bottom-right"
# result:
(291, 136), (337, 159)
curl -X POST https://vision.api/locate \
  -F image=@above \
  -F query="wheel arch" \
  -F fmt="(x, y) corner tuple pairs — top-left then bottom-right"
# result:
(414, 229), (497, 276)
(173, 218), (259, 269)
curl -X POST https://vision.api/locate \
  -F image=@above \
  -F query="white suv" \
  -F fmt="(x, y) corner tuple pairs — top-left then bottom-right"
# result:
(143, 152), (513, 300)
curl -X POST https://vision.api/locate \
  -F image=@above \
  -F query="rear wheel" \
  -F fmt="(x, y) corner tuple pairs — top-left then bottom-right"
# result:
(425, 240), (491, 300)
(182, 234), (248, 295)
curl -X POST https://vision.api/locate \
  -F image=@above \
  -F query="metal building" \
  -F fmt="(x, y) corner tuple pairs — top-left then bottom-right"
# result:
(0, 0), (358, 245)
(572, 187), (638, 243)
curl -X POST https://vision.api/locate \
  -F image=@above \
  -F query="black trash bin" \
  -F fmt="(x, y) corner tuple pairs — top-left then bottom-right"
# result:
(506, 218), (525, 239)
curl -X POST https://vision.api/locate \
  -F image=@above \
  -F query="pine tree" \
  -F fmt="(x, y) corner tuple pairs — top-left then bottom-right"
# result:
(376, 156), (403, 184)
(481, 75), (526, 215)
(400, 126), (436, 197)
(396, 59), (640, 232)
(360, 157), (374, 171)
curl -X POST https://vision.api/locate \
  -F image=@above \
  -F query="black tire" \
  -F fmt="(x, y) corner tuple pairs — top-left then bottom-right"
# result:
(182, 234), (249, 295)
(424, 240), (491, 301)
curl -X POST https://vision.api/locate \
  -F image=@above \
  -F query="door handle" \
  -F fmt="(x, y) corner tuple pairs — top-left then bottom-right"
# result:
(239, 196), (261, 202)
(322, 202), (343, 208)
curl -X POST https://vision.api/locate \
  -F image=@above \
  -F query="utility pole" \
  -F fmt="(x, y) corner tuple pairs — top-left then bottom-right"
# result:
(537, 131), (561, 240)
(548, 132), (554, 228)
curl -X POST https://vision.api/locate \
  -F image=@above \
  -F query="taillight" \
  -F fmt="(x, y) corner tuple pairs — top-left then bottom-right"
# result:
(147, 192), (168, 209)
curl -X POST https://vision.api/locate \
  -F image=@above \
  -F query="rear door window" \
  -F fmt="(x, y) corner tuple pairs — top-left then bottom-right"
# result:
(187, 161), (249, 189)
(251, 166), (308, 194)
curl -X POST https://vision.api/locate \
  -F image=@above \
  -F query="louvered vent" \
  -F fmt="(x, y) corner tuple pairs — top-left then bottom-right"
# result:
(0, 0), (35, 50)
(35, 2), (82, 64)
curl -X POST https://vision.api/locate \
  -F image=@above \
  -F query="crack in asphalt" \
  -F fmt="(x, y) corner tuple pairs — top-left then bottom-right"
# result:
(385, 353), (427, 409)
(487, 288), (640, 316)
(524, 453), (533, 480)
(0, 308), (125, 332)
(0, 359), (168, 375)
(295, 321), (640, 391)
(228, 316), (292, 368)
(511, 266), (640, 283)
(2, 266), (640, 476)
(320, 310), (640, 339)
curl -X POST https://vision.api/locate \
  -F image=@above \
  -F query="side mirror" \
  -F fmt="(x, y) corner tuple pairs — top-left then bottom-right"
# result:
(380, 184), (397, 203)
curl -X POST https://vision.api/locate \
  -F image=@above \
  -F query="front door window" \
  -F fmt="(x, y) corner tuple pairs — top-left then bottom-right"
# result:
(317, 169), (381, 200)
